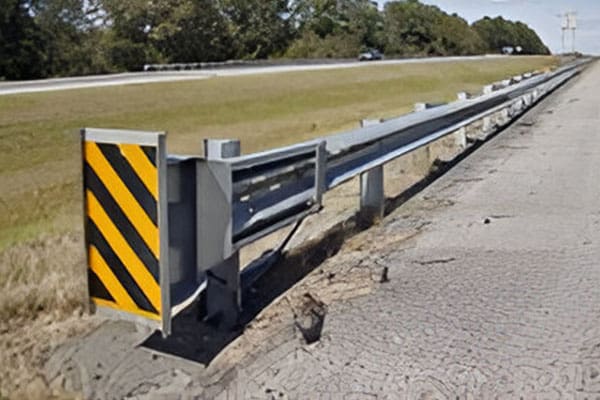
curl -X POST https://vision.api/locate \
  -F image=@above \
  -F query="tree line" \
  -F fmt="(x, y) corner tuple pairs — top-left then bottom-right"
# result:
(0, 0), (550, 80)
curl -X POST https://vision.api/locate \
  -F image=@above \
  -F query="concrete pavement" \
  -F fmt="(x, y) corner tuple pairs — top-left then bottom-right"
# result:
(45, 62), (600, 399)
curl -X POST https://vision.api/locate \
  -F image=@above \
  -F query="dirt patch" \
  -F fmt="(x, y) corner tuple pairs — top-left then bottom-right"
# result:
(200, 222), (421, 391)
(0, 232), (86, 323)
(1, 313), (101, 399)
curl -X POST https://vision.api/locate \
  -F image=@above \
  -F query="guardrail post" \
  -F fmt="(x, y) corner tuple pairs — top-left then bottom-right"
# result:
(414, 102), (428, 112)
(455, 127), (467, 150)
(359, 119), (385, 225)
(201, 139), (241, 329)
(315, 141), (327, 206)
(483, 116), (492, 133)
(205, 139), (240, 159)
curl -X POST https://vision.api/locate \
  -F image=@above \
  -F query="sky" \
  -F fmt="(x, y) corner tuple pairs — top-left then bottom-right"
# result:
(377, 0), (600, 55)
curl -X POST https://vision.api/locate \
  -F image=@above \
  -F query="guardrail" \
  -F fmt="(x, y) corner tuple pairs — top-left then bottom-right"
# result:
(80, 59), (590, 336)
(141, 55), (505, 72)
(143, 58), (352, 72)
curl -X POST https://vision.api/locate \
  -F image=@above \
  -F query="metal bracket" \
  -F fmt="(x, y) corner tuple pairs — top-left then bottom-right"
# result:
(199, 139), (241, 330)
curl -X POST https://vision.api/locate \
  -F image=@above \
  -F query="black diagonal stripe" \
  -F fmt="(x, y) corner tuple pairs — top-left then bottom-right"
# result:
(86, 220), (158, 314)
(84, 164), (159, 280)
(88, 269), (114, 302)
(141, 145), (157, 166)
(96, 143), (157, 225)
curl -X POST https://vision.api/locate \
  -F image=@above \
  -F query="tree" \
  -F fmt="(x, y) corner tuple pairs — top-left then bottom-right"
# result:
(0, 0), (551, 79)
(221, 0), (293, 59)
(472, 16), (549, 55)
(101, 0), (235, 69)
(340, 0), (384, 50)
(383, 0), (436, 55)
(150, 0), (235, 63)
(32, 0), (112, 76)
(285, 0), (383, 58)
(433, 13), (485, 56)
(0, 0), (47, 79)
(99, 0), (162, 70)
(382, 0), (485, 56)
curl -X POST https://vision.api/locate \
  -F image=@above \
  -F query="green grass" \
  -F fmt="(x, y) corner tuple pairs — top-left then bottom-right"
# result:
(0, 56), (556, 262)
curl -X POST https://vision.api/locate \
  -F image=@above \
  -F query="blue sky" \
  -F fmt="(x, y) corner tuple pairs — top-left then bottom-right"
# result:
(377, 0), (600, 55)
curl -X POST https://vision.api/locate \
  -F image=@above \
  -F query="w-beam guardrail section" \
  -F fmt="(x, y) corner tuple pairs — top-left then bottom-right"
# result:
(80, 60), (589, 336)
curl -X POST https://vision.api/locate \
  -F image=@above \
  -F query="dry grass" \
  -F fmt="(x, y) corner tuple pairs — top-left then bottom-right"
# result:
(0, 56), (557, 396)
(0, 232), (85, 322)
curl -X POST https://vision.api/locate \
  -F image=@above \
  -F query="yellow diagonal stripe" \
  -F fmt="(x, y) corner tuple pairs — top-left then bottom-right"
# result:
(119, 144), (158, 200)
(92, 298), (161, 321)
(84, 141), (159, 258)
(88, 245), (137, 311)
(86, 190), (161, 313)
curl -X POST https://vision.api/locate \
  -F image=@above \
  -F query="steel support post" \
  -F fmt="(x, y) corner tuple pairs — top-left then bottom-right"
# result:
(455, 127), (467, 150)
(483, 116), (492, 133)
(360, 167), (384, 225)
(200, 139), (241, 329)
(414, 102), (428, 112)
(359, 119), (385, 225)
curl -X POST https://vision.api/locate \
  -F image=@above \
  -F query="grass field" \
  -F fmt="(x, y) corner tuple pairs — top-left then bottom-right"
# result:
(0, 56), (557, 324)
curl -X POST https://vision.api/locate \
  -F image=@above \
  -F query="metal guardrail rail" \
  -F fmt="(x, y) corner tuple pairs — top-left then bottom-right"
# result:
(80, 59), (590, 335)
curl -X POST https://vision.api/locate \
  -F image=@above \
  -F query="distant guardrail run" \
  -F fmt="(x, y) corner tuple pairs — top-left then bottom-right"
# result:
(141, 55), (507, 72)
(143, 58), (355, 72)
(80, 59), (590, 336)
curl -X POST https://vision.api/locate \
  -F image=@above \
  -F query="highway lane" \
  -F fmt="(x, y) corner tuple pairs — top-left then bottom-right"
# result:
(0, 55), (503, 96)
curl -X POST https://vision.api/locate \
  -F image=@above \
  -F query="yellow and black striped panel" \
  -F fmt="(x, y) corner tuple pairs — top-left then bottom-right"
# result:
(83, 140), (162, 321)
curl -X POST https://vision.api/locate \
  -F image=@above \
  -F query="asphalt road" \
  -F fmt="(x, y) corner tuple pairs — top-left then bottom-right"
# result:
(0, 55), (502, 96)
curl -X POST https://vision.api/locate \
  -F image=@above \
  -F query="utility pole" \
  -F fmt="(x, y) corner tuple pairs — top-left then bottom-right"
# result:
(569, 12), (577, 53)
(561, 14), (567, 54)
(559, 11), (577, 54)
